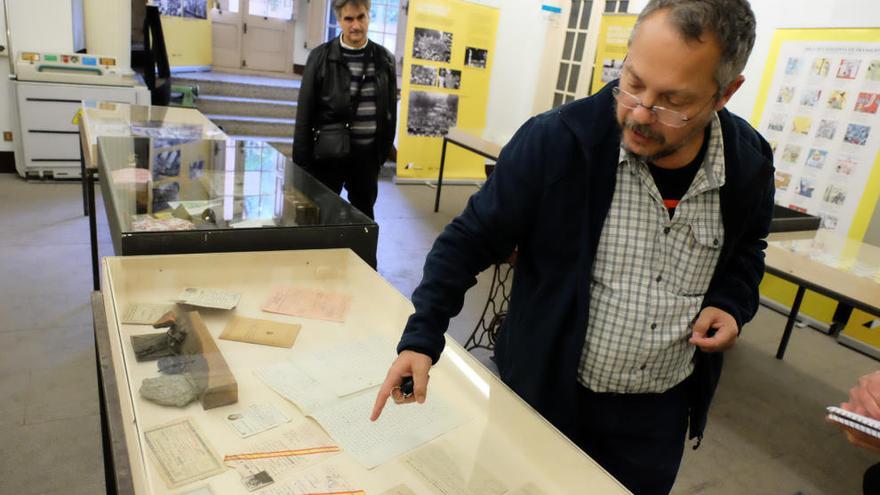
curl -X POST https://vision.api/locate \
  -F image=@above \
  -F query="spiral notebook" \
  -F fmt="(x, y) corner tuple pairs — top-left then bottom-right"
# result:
(826, 406), (880, 439)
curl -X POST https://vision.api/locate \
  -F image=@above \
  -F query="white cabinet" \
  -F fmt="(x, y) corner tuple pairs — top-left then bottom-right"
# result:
(14, 80), (148, 178)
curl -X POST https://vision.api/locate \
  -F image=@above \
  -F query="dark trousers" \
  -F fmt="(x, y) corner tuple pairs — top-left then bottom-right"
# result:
(574, 379), (690, 495)
(307, 144), (381, 219)
(865, 463), (880, 495)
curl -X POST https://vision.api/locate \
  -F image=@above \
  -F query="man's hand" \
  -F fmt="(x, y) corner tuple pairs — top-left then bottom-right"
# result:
(842, 370), (880, 418)
(688, 306), (738, 352)
(370, 350), (433, 421)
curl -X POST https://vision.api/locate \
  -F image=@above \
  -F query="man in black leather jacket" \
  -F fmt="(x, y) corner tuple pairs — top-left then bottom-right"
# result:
(293, 0), (397, 220)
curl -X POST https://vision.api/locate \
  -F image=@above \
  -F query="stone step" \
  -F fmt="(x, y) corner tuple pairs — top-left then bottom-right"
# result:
(207, 114), (295, 138)
(175, 76), (300, 101)
(197, 95), (297, 120)
(229, 135), (293, 159)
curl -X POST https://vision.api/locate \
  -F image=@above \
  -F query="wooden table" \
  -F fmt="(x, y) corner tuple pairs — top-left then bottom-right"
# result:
(764, 230), (880, 359)
(434, 127), (504, 212)
(78, 101), (226, 290)
(92, 249), (630, 494)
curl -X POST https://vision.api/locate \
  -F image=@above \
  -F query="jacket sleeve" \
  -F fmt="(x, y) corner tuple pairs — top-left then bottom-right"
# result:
(386, 51), (398, 160)
(396, 117), (549, 363)
(293, 48), (321, 168)
(702, 161), (775, 329)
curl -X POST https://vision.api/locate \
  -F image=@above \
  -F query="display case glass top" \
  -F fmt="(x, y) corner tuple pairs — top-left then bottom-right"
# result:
(80, 101), (227, 169)
(96, 137), (378, 265)
(96, 249), (630, 494)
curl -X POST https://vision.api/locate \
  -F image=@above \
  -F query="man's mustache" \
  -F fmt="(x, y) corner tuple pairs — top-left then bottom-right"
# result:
(624, 120), (665, 144)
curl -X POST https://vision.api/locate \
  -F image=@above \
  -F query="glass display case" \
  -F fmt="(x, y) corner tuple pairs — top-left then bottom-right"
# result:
(97, 137), (378, 267)
(93, 249), (631, 494)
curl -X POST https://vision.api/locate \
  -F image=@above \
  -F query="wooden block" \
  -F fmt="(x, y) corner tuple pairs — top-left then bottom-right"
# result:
(176, 310), (238, 410)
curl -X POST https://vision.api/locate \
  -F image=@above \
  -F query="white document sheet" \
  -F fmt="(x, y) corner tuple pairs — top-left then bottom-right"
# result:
(309, 390), (467, 469)
(259, 463), (362, 495)
(255, 362), (338, 415)
(177, 287), (241, 310)
(225, 403), (291, 438)
(294, 336), (396, 397)
(143, 417), (225, 488)
(378, 484), (418, 495)
(225, 421), (340, 480)
(121, 303), (173, 325)
(404, 443), (507, 495)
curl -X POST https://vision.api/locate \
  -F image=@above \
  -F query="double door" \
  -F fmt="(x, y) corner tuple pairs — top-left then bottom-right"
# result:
(211, 0), (295, 73)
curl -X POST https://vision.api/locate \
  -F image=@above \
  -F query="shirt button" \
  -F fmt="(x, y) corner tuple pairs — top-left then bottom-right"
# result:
(713, 238), (719, 246)
(640, 364), (647, 371)
(663, 227), (671, 235)
(651, 323), (657, 330)
(656, 275), (662, 283)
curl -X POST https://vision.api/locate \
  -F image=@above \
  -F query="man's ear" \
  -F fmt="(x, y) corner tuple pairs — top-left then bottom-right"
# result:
(715, 75), (745, 111)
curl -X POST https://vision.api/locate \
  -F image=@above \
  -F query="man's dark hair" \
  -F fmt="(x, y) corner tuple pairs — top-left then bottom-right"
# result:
(630, 0), (756, 89)
(333, 0), (371, 17)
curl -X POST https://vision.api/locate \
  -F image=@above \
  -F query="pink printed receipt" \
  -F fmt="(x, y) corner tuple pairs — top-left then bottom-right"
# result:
(262, 287), (352, 323)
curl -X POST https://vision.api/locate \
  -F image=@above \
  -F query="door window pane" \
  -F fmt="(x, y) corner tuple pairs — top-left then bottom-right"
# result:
(266, 0), (293, 20)
(557, 63), (570, 91)
(562, 32), (575, 60)
(568, 1), (581, 30)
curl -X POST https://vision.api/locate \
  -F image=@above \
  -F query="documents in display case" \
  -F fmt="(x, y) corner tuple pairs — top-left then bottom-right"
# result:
(97, 137), (379, 267)
(94, 249), (631, 494)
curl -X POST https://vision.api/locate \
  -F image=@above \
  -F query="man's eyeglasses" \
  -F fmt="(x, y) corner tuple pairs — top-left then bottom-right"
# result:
(612, 86), (715, 128)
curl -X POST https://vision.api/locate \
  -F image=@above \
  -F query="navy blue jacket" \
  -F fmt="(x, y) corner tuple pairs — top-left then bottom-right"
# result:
(398, 81), (775, 442)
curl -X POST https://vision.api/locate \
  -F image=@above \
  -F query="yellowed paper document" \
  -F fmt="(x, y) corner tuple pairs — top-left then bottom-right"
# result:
(121, 303), (173, 325)
(220, 316), (301, 348)
(143, 417), (225, 488)
(262, 286), (352, 322)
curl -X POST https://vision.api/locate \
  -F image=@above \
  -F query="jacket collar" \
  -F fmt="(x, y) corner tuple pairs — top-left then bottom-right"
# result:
(327, 36), (375, 63)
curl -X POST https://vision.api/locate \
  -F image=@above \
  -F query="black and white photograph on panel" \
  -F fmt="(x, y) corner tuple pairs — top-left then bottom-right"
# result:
(438, 68), (462, 90)
(152, 182), (181, 212)
(410, 64), (439, 87)
(464, 47), (488, 68)
(407, 91), (459, 137)
(413, 28), (453, 63)
(153, 149), (182, 180)
(183, 0), (208, 19)
(158, 0), (183, 17)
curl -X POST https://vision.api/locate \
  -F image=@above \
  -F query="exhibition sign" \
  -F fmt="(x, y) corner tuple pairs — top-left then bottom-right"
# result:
(396, 0), (500, 181)
(752, 28), (880, 325)
(590, 13), (636, 95)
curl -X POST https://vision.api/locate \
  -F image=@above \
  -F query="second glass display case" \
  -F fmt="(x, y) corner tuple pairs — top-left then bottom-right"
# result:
(97, 136), (378, 267)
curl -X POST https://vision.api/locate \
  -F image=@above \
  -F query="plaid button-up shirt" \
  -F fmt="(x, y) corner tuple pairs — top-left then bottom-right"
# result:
(579, 113), (726, 393)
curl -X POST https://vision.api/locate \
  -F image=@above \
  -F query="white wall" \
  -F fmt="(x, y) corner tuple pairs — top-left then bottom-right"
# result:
(481, 0), (551, 144)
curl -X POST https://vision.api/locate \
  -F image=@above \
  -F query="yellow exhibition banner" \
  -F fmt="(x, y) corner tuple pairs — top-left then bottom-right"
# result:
(590, 14), (636, 95)
(751, 28), (880, 325)
(396, 0), (499, 181)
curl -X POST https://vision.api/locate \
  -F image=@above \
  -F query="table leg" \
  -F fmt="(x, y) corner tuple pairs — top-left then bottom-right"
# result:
(80, 136), (89, 216)
(433, 137), (449, 213)
(776, 285), (807, 359)
(88, 170), (100, 291)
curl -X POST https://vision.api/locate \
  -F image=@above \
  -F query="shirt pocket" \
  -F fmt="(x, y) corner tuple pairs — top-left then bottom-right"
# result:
(669, 221), (724, 297)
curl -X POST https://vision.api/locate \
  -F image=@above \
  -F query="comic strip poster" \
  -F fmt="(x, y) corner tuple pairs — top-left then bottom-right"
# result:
(755, 30), (880, 238)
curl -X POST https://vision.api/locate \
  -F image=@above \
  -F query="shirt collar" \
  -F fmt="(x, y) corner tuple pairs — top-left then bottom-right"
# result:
(340, 35), (368, 51)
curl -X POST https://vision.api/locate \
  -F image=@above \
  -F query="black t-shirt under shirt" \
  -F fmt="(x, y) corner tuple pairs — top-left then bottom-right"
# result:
(648, 126), (711, 218)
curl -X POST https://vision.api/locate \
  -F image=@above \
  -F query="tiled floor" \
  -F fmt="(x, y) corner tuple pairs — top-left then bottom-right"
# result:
(0, 171), (877, 494)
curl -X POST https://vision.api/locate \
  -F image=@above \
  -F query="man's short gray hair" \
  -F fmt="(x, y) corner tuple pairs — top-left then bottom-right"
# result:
(630, 0), (756, 90)
(333, 0), (371, 16)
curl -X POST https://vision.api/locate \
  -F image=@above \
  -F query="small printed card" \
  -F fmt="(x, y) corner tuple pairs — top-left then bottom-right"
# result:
(120, 303), (174, 325)
(261, 287), (352, 323)
(177, 288), (241, 310)
(225, 403), (291, 439)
